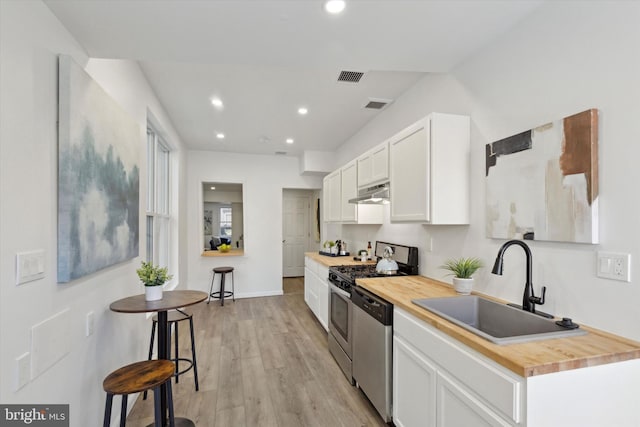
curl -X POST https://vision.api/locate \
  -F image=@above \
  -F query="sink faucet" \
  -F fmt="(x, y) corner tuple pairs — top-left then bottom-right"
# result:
(491, 240), (546, 314)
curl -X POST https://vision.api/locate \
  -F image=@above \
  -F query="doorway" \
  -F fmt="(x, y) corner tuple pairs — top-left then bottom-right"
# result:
(282, 189), (318, 277)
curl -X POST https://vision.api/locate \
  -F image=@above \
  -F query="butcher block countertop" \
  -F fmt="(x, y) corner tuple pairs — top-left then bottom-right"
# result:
(305, 251), (376, 267)
(356, 275), (640, 378)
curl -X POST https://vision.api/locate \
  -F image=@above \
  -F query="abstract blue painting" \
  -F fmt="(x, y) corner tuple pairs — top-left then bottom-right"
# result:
(57, 55), (140, 282)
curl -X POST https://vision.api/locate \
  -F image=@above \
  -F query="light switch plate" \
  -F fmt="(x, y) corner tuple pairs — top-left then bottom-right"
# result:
(16, 250), (45, 285)
(597, 251), (631, 282)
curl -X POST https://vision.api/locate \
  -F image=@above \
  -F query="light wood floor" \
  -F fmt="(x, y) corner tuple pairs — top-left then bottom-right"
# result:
(126, 278), (387, 427)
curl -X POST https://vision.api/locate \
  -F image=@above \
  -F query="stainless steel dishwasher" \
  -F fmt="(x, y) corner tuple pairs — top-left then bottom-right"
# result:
(352, 285), (393, 423)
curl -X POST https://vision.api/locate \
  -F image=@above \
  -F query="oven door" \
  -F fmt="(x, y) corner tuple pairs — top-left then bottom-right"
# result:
(329, 283), (352, 358)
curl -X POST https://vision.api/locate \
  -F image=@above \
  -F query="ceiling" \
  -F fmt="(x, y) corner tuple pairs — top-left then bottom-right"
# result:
(44, 0), (543, 156)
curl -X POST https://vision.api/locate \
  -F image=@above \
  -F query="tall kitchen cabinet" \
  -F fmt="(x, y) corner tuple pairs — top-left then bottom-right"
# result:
(340, 160), (358, 222)
(389, 113), (470, 224)
(323, 170), (342, 223)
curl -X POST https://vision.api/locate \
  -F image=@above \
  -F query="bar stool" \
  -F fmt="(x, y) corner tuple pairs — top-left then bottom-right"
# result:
(103, 359), (175, 427)
(208, 266), (235, 306)
(144, 309), (199, 400)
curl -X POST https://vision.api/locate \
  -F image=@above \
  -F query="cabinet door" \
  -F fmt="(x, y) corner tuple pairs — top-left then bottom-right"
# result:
(328, 171), (342, 222)
(303, 267), (313, 306)
(436, 371), (511, 427)
(370, 142), (389, 184)
(357, 152), (373, 187)
(316, 276), (329, 331)
(340, 161), (358, 222)
(304, 260), (320, 317)
(316, 265), (329, 330)
(393, 335), (437, 427)
(323, 170), (342, 223)
(389, 118), (430, 222)
(322, 176), (331, 222)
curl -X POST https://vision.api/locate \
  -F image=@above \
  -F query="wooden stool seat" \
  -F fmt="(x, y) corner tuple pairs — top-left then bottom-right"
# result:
(103, 360), (175, 426)
(104, 360), (174, 395)
(208, 266), (235, 306)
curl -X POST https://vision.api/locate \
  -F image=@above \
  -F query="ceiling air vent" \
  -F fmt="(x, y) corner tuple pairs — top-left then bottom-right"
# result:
(337, 70), (365, 83)
(364, 97), (393, 110)
(275, 151), (287, 155)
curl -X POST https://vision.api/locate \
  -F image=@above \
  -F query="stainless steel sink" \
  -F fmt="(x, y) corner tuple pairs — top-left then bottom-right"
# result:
(412, 296), (586, 345)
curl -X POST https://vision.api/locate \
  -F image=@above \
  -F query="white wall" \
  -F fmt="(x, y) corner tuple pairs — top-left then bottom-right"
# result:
(0, 2), (187, 424)
(187, 151), (322, 297)
(334, 1), (640, 341)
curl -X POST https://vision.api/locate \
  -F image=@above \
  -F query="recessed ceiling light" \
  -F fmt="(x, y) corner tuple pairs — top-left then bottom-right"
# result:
(216, 133), (225, 139)
(210, 186), (216, 190)
(211, 98), (223, 108)
(286, 138), (294, 144)
(324, 0), (346, 14)
(298, 107), (308, 115)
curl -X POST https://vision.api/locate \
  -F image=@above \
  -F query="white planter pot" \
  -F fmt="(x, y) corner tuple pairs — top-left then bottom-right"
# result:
(145, 286), (163, 301)
(453, 277), (474, 295)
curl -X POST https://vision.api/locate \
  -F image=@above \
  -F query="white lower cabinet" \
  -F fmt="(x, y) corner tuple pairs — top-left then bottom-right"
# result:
(393, 335), (437, 427)
(393, 308), (521, 427)
(393, 307), (640, 427)
(304, 257), (329, 331)
(437, 371), (511, 427)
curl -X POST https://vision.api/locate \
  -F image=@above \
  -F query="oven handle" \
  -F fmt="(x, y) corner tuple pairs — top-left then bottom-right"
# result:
(329, 282), (351, 299)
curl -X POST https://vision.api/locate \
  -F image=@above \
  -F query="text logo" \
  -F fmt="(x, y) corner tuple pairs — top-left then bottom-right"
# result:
(0, 405), (68, 426)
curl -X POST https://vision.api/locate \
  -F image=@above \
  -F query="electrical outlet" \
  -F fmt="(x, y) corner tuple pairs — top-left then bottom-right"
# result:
(15, 352), (30, 390)
(597, 252), (631, 282)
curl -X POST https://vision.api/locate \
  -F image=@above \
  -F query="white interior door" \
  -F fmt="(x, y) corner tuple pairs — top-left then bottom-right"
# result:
(283, 191), (310, 277)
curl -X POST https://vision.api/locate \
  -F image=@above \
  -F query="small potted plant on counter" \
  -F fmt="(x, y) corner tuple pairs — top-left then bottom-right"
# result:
(440, 257), (483, 295)
(136, 261), (173, 301)
(323, 240), (336, 255)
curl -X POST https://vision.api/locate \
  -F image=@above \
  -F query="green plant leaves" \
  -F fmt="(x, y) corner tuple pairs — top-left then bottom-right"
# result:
(136, 260), (173, 286)
(440, 257), (483, 279)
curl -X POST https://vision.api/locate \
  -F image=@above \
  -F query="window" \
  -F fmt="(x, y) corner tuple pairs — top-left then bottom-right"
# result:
(220, 206), (232, 238)
(146, 125), (171, 271)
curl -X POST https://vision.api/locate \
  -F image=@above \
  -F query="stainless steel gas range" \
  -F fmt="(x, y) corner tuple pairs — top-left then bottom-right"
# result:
(327, 241), (419, 387)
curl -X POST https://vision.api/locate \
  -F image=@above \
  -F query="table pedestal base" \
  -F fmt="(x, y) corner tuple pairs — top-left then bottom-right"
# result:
(146, 417), (195, 427)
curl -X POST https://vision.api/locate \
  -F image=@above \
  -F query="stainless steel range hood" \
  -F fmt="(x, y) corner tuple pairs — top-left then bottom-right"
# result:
(348, 182), (390, 204)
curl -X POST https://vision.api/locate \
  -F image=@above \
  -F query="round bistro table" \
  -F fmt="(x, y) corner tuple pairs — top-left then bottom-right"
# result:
(110, 290), (207, 427)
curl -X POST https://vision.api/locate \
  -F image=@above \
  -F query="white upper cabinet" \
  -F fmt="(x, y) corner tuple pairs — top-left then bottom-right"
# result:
(340, 160), (358, 222)
(323, 170), (341, 223)
(357, 142), (389, 188)
(323, 161), (383, 225)
(389, 113), (470, 224)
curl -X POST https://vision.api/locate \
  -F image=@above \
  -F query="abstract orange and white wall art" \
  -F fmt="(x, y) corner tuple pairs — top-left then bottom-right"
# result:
(486, 109), (599, 244)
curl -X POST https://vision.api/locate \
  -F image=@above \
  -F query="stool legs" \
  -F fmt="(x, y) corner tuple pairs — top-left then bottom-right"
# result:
(208, 269), (235, 306)
(207, 270), (215, 304)
(189, 316), (199, 391)
(231, 271), (235, 302)
(104, 394), (113, 427)
(174, 322), (180, 383)
(220, 273), (227, 306)
(119, 395), (127, 427)
(104, 384), (174, 427)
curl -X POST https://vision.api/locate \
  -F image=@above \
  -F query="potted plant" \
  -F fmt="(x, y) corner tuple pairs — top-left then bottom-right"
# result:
(136, 261), (173, 301)
(323, 240), (336, 255)
(440, 257), (483, 295)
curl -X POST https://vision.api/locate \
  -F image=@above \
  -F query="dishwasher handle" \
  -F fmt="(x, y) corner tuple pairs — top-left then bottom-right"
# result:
(352, 286), (393, 326)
